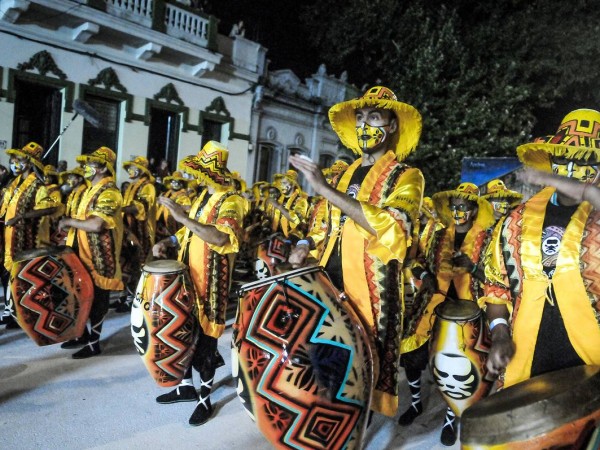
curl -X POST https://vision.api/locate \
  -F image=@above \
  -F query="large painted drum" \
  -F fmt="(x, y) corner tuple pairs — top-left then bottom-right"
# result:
(233, 266), (374, 450)
(10, 245), (93, 346)
(429, 299), (492, 417)
(131, 260), (198, 387)
(253, 233), (290, 280)
(461, 365), (600, 449)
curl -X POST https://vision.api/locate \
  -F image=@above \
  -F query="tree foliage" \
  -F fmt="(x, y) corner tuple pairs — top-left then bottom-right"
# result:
(302, 0), (600, 193)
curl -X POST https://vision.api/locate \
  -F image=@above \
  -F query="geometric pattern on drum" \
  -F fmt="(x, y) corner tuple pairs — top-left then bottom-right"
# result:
(267, 236), (290, 262)
(244, 270), (369, 450)
(132, 271), (197, 387)
(14, 256), (84, 345)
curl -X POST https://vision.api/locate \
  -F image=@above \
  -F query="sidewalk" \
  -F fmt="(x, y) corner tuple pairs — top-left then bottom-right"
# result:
(0, 309), (457, 449)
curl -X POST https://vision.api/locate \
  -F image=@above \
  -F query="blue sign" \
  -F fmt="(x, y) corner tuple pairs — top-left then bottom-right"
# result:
(461, 157), (522, 187)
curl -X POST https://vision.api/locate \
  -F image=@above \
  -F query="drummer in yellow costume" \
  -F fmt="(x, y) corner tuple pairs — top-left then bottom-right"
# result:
(481, 178), (523, 223)
(483, 109), (600, 389)
(38, 165), (66, 245)
(399, 182), (494, 445)
(122, 156), (156, 261)
(60, 166), (88, 220)
(289, 86), (425, 417)
(0, 142), (61, 328)
(58, 147), (124, 358)
(155, 171), (192, 241)
(153, 141), (247, 426)
(266, 169), (309, 242)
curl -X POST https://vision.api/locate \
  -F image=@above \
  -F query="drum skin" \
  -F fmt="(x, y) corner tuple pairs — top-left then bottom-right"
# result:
(10, 246), (93, 346)
(461, 365), (600, 449)
(131, 260), (198, 387)
(232, 266), (374, 450)
(429, 299), (492, 417)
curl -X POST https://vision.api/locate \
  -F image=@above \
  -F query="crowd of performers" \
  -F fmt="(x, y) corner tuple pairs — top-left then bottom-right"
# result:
(0, 85), (599, 444)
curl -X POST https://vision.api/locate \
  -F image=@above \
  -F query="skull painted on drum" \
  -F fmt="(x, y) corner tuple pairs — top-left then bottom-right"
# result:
(254, 258), (270, 280)
(432, 352), (478, 400)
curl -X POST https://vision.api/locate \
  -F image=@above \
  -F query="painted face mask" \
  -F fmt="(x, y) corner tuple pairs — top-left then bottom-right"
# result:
(450, 203), (474, 226)
(10, 160), (28, 176)
(491, 200), (509, 216)
(552, 160), (599, 183)
(128, 167), (141, 179)
(171, 181), (182, 191)
(84, 165), (97, 180)
(356, 122), (391, 152)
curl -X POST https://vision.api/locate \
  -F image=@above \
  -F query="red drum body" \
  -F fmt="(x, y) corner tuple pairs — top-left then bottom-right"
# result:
(131, 260), (198, 387)
(233, 266), (374, 450)
(429, 299), (492, 417)
(461, 365), (600, 449)
(253, 233), (290, 279)
(10, 246), (93, 346)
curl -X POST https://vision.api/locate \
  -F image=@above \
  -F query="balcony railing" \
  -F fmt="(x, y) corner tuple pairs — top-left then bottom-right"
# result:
(102, 0), (216, 49)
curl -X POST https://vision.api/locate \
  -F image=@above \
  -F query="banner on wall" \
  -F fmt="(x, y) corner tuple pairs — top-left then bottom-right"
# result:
(461, 157), (522, 187)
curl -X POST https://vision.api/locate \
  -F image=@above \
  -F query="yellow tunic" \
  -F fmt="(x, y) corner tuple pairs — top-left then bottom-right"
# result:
(123, 177), (156, 260)
(482, 188), (600, 387)
(309, 150), (424, 416)
(268, 189), (309, 239)
(176, 186), (247, 339)
(67, 177), (124, 291)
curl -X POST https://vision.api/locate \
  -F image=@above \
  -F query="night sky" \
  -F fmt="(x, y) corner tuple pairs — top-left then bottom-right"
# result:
(206, 1), (320, 79)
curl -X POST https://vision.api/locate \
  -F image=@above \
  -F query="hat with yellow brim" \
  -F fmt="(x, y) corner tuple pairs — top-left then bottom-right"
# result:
(59, 167), (85, 184)
(123, 156), (154, 179)
(76, 146), (117, 177)
(517, 109), (600, 172)
(481, 179), (523, 206)
(433, 182), (495, 228)
(6, 141), (45, 171)
(179, 141), (231, 189)
(328, 86), (422, 161)
(163, 171), (187, 186)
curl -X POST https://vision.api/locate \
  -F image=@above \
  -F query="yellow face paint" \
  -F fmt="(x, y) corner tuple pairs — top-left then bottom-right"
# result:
(84, 165), (97, 180)
(491, 200), (510, 215)
(552, 160), (599, 183)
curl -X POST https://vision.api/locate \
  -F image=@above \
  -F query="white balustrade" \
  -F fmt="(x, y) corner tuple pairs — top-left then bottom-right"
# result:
(105, 0), (153, 27)
(164, 2), (209, 47)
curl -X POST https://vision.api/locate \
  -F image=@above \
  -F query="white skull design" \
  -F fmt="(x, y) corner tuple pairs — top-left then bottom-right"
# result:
(432, 353), (478, 400)
(254, 259), (270, 280)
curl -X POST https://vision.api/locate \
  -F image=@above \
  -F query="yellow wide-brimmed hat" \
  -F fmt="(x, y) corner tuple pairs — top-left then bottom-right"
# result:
(273, 169), (299, 188)
(76, 146), (117, 176)
(433, 182), (494, 228)
(59, 166), (85, 184)
(163, 171), (187, 185)
(6, 142), (45, 171)
(179, 141), (230, 188)
(481, 179), (523, 206)
(517, 109), (600, 171)
(43, 164), (58, 177)
(123, 156), (153, 178)
(328, 85), (422, 161)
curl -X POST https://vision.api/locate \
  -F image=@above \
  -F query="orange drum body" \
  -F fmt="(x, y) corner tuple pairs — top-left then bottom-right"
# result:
(233, 266), (374, 450)
(253, 233), (290, 280)
(461, 365), (600, 449)
(10, 246), (93, 346)
(429, 299), (492, 417)
(131, 260), (198, 387)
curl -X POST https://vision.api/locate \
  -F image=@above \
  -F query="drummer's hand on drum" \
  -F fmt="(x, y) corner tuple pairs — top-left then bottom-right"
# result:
(288, 244), (310, 268)
(486, 327), (515, 376)
(158, 197), (188, 223)
(452, 251), (473, 270)
(153, 240), (170, 259)
(57, 217), (72, 232)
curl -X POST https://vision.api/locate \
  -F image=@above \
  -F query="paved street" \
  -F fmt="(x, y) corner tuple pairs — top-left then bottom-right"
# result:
(1, 308), (458, 450)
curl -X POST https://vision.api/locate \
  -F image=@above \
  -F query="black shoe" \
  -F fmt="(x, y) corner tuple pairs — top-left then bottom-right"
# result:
(398, 403), (423, 426)
(0, 315), (18, 328)
(188, 399), (213, 426)
(61, 337), (88, 349)
(156, 386), (198, 404)
(72, 345), (101, 359)
(5, 319), (20, 329)
(440, 424), (457, 446)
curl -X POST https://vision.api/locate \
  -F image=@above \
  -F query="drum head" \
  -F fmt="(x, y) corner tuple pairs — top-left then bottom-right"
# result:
(239, 265), (323, 293)
(14, 245), (73, 263)
(434, 299), (481, 321)
(461, 365), (600, 445)
(142, 259), (187, 274)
